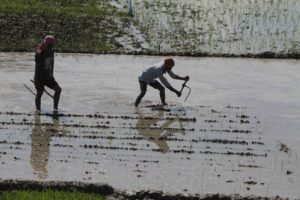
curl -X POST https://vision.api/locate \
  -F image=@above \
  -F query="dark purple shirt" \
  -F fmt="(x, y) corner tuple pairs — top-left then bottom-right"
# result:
(34, 49), (54, 80)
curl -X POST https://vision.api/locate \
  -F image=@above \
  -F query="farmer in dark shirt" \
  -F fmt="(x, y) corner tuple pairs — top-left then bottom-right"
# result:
(34, 35), (61, 112)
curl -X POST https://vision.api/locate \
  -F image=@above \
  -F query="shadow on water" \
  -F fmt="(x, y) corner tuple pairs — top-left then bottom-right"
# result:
(30, 113), (60, 179)
(135, 108), (187, 153)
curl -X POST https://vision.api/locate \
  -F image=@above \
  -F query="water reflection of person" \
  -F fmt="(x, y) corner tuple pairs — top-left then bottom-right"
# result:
(30, 112), (59, 179)
(136, 108), (186, 153)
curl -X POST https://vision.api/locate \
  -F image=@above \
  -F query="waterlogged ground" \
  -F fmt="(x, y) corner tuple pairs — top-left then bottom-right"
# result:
(0, 53), (300, 198)
(115, 0), (300, 55)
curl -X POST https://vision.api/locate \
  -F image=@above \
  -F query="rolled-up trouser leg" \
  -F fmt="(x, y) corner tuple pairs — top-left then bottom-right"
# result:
(34, 80), (44, 111)
(135, 81), (147, 107)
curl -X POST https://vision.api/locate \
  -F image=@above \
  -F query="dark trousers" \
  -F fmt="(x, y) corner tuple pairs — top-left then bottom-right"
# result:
(135, 80), (165, 106)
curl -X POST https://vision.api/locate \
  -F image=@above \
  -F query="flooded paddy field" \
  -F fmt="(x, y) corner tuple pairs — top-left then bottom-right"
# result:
(116, 0), (300, 56)
(0, 53), (300, 199)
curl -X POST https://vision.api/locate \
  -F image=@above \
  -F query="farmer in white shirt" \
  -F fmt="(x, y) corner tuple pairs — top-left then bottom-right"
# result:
(135, 58), (189, 107)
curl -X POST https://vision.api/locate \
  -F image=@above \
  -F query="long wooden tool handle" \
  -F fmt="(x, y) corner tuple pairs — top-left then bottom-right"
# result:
(180, 80), (188, 93)
(184, 86), (191, 102)
(23, 83), (36, 96)
(31, 79), (54, 99)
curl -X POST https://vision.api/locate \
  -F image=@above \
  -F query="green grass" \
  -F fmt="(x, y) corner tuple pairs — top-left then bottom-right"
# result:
(0, 0), (131, 52)
(0, 190), (106, 200)
(0, 0), (125, 17)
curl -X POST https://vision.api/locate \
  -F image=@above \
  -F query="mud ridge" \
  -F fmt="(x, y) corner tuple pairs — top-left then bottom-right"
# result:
(53, 134), (255, 147)
(0, 121), (195, 132)
(238, 164), (263, 168)
(0, 112), (197, 122)
(0, 179), (287, 200)
(80, 144), (195, 154)
(199, 150), (267, 157)
(117, 51), (300, 59)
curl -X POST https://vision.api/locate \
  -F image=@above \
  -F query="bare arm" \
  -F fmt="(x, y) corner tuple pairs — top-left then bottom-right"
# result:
(159, 76), (171, 88)
(159, 76), (181, 97)
(167, 70), (189, 81)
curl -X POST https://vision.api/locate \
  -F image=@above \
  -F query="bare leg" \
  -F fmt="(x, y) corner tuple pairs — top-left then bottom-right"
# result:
(159, 87), (166, 105)
(35, 90), (43, 111)
(135, 81), (147, 107)
(52, 85), (61, 110)
(135, 91), (146, 107)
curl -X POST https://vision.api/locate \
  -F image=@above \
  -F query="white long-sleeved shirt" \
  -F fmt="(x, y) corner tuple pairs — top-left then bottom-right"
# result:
(138, 62), (177, 88)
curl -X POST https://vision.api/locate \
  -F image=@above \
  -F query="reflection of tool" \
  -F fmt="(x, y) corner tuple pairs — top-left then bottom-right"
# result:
(31, 79), (54, 99)
(179, 80), (191, 102)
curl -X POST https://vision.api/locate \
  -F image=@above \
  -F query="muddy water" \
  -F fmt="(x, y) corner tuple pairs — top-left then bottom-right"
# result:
(0, 53), (300, 198)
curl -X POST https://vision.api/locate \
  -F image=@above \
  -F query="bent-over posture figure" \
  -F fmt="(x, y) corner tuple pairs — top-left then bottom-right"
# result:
(34, 35), (61, 111)
(135, 58), (189, 107)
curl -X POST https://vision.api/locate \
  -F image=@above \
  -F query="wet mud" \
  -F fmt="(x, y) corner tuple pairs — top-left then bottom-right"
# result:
(0, 104), (293, 198)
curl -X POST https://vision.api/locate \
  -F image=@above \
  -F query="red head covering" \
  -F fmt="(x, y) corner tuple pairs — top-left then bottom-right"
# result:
(36, 35), (55, 54)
